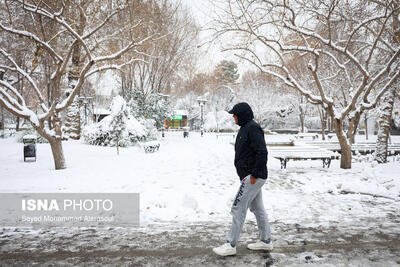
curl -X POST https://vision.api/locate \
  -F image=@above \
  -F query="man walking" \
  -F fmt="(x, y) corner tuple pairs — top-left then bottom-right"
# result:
(213, 102), (272, 256)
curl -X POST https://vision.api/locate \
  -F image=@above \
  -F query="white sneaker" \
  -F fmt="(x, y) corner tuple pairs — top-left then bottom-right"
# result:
(247, 240), (273, 251)
(212, 243), (236, 256)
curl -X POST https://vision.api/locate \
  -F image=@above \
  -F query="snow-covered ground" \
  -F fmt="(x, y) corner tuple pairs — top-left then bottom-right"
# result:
(0, 132), (399, 266)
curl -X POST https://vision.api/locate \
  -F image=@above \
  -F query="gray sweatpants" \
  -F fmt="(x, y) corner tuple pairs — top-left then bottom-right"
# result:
(227, 175), (271, 247)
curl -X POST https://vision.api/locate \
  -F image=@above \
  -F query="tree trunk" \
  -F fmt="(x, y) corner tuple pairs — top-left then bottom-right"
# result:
(16, 73), (22, 132)
(49, 138), (67, 170)
(116, 136), (119, 155)
(364, 112), (368, 140)
(321, 117), (326, 141)
(16, 117), (20, 131)
(0, 71), (4, 131)
(0, 106), (4, 131)
(299, 111), (305, 133)
(375, 88), (395, 163)
(214, 106), (219, 133)
(33, 111), (67, 170)
(64, 10), (85, 140)
(299, 98), (306, 133)
(375, 2), (400, 163)
(64, 96), (81, 139)
(318, 106), (327, 140)
(334, 118), (352, 169)
(347, 114), (361, 145)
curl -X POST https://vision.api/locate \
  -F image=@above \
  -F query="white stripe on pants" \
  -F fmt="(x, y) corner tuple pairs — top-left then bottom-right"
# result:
(227, 175), (271, 247)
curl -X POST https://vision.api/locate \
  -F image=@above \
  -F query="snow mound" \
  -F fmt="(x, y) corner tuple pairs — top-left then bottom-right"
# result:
(182, 194), (198, 210)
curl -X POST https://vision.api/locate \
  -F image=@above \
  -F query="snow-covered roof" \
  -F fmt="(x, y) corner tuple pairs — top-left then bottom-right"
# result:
(173, 110), (188, 116)
(23, 134), (37, 139)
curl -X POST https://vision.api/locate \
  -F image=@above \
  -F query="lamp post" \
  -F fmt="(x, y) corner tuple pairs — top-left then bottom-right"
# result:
(79, 96), (93, 126)
(197, 97), (207, 137)
(158, 93), (170, 138)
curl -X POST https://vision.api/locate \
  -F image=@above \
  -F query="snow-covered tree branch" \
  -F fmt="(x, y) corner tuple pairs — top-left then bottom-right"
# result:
(0, 0), (156, 169)
(214, 0), (400, 168)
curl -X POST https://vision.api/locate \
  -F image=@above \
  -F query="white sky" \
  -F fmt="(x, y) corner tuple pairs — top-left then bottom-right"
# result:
(178, 0), (244, 74)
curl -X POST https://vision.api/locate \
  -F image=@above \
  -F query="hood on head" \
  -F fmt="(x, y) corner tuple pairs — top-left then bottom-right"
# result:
(228, 102), (254, 126)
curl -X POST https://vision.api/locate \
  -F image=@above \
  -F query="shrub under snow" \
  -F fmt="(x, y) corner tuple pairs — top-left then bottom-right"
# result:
(82, 96), (158, 147)
(204, 110), (237, 132)
(82, 115), (158, 147)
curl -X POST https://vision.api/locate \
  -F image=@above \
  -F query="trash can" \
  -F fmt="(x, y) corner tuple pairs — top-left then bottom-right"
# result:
(183, 127), (189, 138)
(23, 135), (37, 162)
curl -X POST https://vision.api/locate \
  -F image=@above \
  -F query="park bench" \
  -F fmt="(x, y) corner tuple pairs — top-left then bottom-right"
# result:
(216, 133), (236, 139)
(143, 141), (160, 153)
(294, 133), (319, 141)
(305, 141), (400, 156)
(352, 143), (400, 155)
(327, 133), (336, 140)
(268, 146), (339, 169)
(266, 141), (294, 147)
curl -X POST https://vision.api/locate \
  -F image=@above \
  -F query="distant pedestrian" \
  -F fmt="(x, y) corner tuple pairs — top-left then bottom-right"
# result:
(213, 102), (273, 256)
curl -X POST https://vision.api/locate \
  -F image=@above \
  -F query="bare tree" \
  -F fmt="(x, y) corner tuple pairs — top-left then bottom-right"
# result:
(118, 0), (199, 99)
(0, 0), (155, 169)
(375, 0), (400, 163)
(214, 0), (400, 168)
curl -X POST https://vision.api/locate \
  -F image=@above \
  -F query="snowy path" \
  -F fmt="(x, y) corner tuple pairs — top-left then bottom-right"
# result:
(1, 132), (400, 265)
(1, 217), (399, 266)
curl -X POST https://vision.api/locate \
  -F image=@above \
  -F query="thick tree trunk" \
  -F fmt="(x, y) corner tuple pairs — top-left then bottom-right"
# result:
(375, 3), (400, 163)
(33, 111), (67, 170)
(49, 138), (66, 170)
(64, 47), (81, 140)
(375, 88), (395, 163)
(347, 114), (361, 145)
(64, 96), (81, 139)
(64, 11), (85, 140)
(334, 118), (352, 169)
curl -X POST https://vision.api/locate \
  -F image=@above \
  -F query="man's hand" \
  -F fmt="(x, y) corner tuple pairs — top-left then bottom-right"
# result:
(250, 176), (256, 184)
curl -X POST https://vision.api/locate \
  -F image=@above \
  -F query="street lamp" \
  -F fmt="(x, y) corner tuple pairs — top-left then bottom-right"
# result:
(79, 96), (93, 126)
(157, 93), (170, 138)
(197, 97), (207, 137)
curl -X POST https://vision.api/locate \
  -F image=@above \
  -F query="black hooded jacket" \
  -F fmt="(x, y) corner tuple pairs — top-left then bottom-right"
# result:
(229, 103), (268, 180)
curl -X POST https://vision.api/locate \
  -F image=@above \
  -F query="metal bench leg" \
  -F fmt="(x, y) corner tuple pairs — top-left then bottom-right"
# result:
(280, 158), (287, 169)
(322, 158), (331, 168)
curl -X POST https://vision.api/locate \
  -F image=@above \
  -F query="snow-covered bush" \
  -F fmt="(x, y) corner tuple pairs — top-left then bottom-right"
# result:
(305, 116), (322, 130)
(127, 89), (171, 128)
(109, 96), (129, 144)
(138, 118), (159, 141)
(82, 115), (149, 147)
(204, 110), (237, 132)
(1, 129), (16, 139)
(82, 96), (158, 147)
(260, 109), (299, 130)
